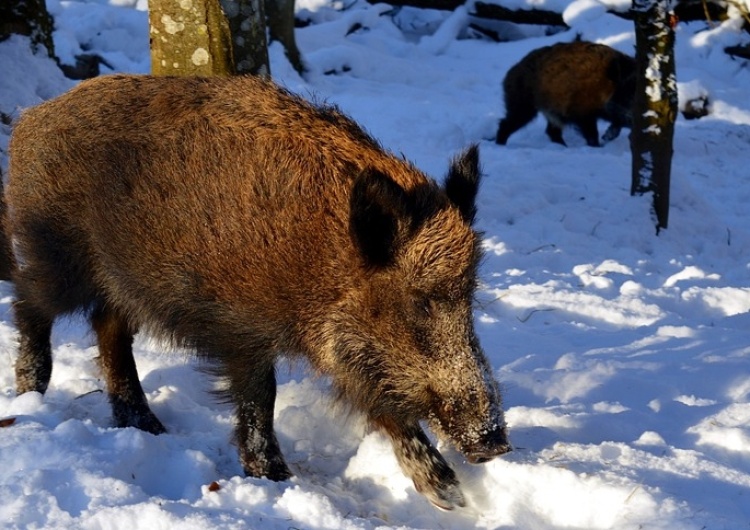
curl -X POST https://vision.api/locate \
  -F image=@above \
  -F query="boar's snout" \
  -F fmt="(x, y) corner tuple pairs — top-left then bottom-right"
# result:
(462, 424), (512, 464)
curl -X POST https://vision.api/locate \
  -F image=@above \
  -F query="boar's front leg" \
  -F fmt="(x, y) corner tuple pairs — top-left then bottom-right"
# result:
(92, 306), (166, 435)
(375, 417), (465, 510)
(14, 299), (53, 395)
(231, 363), (292, 481)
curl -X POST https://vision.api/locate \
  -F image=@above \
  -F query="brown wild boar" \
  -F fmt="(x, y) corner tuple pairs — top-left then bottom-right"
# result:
(496, 41), (636, 147)
(6, 74), (511, 510)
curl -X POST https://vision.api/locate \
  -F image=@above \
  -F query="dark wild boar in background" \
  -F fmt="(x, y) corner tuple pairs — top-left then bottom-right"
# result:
(6, 74), (511, 510)
(496, 41), (636, 147)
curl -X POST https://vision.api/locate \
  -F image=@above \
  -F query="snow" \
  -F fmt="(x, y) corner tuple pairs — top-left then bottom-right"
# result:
(1, 0), (749, 528)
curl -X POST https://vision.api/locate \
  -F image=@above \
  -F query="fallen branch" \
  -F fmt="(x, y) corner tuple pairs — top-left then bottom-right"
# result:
(368, 0), (747, 34)
(725, 44), (750, 59)
(473, 2), (566, 27)
(517, 308), (556, 323)
(366, 0), (464, 8)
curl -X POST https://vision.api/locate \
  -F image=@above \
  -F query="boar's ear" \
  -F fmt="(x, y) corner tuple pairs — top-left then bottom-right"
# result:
(444, 144), (481, 225)
(350, 168), (412, 267)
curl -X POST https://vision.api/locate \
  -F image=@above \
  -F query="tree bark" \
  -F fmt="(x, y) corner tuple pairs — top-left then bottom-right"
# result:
(0, 0), (55, 57)
(220, 0), (271, 76)
(149, 0), (235, 76)
(630, 0), (678, 232)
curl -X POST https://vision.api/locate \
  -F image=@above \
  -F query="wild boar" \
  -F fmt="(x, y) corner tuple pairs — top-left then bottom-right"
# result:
(6, 74), (511, 510)
(495, 41), (636, 147)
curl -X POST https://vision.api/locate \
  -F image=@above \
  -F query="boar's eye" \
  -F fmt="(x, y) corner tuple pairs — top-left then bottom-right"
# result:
(414, 295), (436, 318)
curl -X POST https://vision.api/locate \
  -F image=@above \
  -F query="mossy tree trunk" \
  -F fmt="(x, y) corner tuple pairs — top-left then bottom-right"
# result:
(149, 0), (235, 76)
(630, 0), (678, 232)
(0, 0), (55, 58)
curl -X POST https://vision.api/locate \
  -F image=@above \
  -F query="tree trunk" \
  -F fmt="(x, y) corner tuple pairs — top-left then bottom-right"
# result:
(0, 0), (55, 58)
(149, 0), (235, 76)
(630, 0), (678, 232)
(267, 0), (305, 74)
(220, 0), (271, 76)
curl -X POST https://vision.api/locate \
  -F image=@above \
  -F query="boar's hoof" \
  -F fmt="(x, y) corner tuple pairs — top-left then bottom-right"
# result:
(601, 124), (622, 143)
(264, 460), (293, 482)
(413, 472), (466, 511)
(112, 401), (167, 435)
(242, 456), (293, 482)
(119, 412), (167, 435)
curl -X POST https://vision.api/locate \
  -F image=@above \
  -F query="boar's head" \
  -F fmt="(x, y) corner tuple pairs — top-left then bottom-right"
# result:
(331, 145), (510, 465)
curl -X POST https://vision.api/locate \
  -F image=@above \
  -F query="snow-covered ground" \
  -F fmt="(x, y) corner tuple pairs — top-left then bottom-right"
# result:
(1, 0), (749, 528)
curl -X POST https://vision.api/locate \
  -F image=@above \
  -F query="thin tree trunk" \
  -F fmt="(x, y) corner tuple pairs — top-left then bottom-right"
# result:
(630, 0), (678, 232)
(149, 0), (235, 76)
(220, 0), (271, 76)
(267, 0), (305, 75)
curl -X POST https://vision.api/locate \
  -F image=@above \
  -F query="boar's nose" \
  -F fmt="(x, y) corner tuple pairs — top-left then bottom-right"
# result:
(464, 426), (512, 464)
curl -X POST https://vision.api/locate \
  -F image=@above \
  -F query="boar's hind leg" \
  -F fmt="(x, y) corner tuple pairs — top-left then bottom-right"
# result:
(232, 364), (292, 481)
(544, 121), (566, 146)
(496, 104), (537, 145)
(376, 417), (465, 510)
(577, 116), (601, 147)
(14, 297), (53, 395)
(601, 123), (622, 143)
(91, 306), (166, 434)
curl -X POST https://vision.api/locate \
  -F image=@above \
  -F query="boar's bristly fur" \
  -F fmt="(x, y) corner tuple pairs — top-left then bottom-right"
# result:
(496, 41), (636, 147)
(6, 74), (510, 510)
